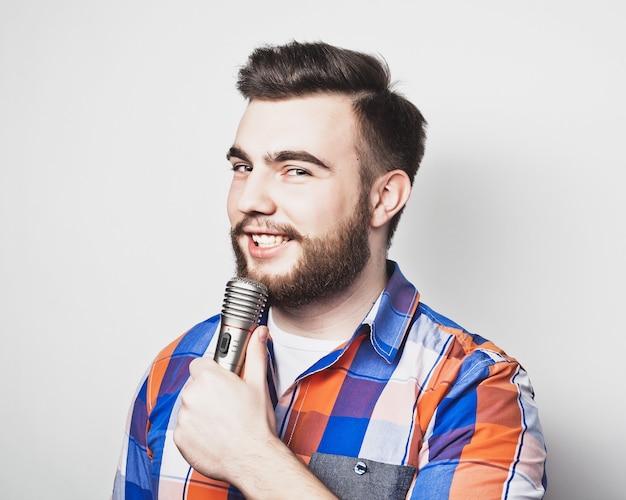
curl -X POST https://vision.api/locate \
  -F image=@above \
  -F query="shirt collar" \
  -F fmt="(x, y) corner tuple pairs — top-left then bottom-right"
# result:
(261, 260), (420, 365)
(361, 260), (421, 363)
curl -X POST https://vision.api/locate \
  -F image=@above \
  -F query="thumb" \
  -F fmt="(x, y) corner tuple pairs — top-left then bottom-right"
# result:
(241, 325), (269, 387)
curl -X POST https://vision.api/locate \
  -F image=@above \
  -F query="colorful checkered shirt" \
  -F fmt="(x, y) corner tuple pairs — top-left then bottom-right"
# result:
(113, 261), (547, 499)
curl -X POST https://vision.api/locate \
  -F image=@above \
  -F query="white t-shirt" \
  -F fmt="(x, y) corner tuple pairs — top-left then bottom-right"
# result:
(267, 309), (345, 397)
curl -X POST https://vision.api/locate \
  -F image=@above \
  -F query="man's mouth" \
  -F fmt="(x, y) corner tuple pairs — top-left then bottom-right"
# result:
(251, 234), (291, 248)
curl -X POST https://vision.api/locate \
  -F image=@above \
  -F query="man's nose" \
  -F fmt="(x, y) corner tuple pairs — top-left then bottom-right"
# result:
(236, 170), (276, 215)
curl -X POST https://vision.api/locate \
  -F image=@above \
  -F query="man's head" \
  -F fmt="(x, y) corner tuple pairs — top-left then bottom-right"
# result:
(236, 40), (427, 245)
(227, 41), (426, 308)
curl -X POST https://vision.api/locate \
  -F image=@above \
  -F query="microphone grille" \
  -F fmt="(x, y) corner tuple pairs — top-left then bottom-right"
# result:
(221, 277), (269, 324)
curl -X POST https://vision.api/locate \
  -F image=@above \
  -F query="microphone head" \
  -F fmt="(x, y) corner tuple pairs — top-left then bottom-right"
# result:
(221, 277), (269, 328)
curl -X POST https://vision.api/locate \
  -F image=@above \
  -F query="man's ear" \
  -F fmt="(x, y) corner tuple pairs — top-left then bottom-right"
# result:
(370, 170), (412, 228)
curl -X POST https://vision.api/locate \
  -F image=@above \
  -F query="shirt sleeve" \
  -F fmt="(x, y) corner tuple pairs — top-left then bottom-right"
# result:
(112, 371), (154, 500)
(410, 350), (547, 499)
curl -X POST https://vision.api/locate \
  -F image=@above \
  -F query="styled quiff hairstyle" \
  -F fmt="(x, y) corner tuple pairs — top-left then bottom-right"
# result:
(237, 41), (427, 246)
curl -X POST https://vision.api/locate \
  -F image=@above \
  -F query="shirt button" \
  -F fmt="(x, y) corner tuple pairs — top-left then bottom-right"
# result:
(354, 461), (367, 475)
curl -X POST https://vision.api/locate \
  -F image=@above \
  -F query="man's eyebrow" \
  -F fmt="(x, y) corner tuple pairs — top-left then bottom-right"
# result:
(226, 146), (250, 163)
(227, 147), (332, 171)
(269, 150), (332, 170)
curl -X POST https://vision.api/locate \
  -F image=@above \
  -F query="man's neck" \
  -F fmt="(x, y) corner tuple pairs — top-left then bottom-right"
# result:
(270, 259), (388, 340)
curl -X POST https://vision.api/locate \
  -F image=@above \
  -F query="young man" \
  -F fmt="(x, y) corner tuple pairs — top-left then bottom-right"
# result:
(113, 41), (547, 499)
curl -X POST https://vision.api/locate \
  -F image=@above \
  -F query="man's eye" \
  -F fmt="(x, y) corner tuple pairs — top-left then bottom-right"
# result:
(286, 167), (310, 177)
(232, 164), (252, 173)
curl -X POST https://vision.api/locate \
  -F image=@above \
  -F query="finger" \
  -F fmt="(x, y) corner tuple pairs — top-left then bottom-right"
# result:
(241, 326), (269, 387)
(188, 356), (216, 379)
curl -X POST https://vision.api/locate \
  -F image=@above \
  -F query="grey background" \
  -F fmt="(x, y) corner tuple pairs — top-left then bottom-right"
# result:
(1, 1), (624, 498)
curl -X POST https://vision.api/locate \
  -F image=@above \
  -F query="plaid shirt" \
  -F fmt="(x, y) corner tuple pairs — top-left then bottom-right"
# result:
(113, 261), (547, 499)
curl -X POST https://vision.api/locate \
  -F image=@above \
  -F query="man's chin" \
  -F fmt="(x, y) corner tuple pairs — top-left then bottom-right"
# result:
(240, 251), (299, 280)
(243, 267), (287, 288)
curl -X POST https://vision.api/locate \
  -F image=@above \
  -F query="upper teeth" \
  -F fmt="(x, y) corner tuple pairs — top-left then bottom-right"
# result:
(252, 234), (289, 247)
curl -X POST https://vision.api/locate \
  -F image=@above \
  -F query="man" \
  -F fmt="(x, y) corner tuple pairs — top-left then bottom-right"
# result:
(113, 41), (547, 499)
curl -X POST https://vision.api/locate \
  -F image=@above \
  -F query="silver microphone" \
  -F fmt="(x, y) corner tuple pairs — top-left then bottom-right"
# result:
(213, 277), (269, 375)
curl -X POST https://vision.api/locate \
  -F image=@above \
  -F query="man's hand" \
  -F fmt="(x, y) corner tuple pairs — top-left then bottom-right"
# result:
(174, 326), (276, 483)
(174, 325), (338, 499)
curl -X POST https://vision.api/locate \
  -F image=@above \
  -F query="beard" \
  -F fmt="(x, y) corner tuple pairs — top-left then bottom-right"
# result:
(230, 193), (372, 309)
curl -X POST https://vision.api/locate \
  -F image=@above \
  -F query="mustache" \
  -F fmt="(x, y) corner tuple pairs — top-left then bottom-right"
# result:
(231, 216), (303, 241)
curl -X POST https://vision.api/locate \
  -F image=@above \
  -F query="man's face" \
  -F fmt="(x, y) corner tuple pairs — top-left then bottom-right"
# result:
(226, 95), (372, 308)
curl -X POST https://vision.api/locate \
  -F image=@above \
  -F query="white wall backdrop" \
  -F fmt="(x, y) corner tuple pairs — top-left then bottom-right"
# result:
(1, 1), (624, 498)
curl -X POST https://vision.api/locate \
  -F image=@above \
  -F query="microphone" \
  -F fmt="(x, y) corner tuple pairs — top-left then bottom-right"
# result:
(213, 277), (269, 375)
